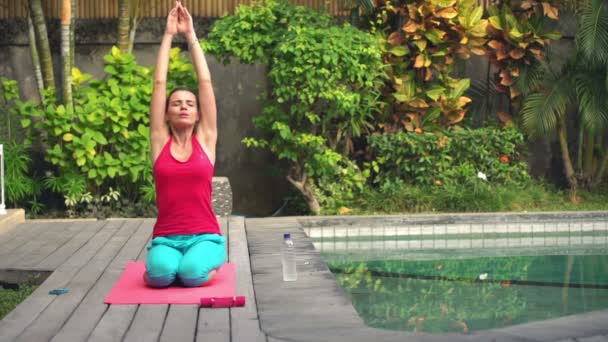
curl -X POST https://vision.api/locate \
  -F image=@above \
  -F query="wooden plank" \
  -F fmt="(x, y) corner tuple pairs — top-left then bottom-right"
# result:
(13, 220), (138, 342)
(229, 216), (267, 342)
(122, 305), (168, 341)
(195, 309), (230, 342)
(0, 222), (43, 257)
(159, 305), (199, 342)
(36, 220), (110, 270)
(86, 220), (156, 341)
(87, 305), (138, 342)
(0, 220), (115, 341)
(50, 219), (151, 342)
(229, 216), (257, 320)
(1, 222), (75, 267)
(12, 221), (82, 268)
(196, 216), (230, 342)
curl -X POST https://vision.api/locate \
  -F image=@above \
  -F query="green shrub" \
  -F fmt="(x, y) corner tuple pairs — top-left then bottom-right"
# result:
(367, 126), (530, 187)
(10, 46), (195, 215)
(204, 0), (385, 214)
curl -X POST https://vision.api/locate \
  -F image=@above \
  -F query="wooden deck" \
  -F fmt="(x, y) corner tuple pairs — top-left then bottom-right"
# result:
(0, 217), (266, 342)
(2, 212), (608, 342)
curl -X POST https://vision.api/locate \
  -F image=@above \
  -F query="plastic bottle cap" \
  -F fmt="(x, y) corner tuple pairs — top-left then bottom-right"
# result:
(283, 233), (291, 239)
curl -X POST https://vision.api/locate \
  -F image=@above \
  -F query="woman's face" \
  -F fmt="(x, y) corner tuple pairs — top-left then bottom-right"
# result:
(165, 90), (199, 129)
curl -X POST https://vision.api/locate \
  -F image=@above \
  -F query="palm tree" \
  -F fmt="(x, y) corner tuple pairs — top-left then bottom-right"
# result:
(26, 10), (44, 101)
(520, 0), (608, 198)
(118, 0), (131, 53)
(28, 0), (54, 90)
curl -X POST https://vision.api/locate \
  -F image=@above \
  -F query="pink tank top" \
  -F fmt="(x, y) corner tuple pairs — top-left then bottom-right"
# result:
(152, 135), (221, 238)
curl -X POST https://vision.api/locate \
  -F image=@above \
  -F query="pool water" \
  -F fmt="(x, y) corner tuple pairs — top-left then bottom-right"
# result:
(310, 224), (608, 334)
(327, 254), (608, 333)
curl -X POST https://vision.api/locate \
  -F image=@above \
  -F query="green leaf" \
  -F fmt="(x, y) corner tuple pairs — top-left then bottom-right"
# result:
(543, 30), (562, 40)
(394, 93), (411, 102)
(20, 119), (31, 128)
(452, 78), (471, 98)
(390, 46), (409, 57)
(430, 0), (456, 7)
(470, 7), (483, 26)
(489, 16), (502, 30)
(137, 124), (149, 136)
(426, 85), (446, 101)
(423, 107), (442, 124)
(88, 169), (97, 178)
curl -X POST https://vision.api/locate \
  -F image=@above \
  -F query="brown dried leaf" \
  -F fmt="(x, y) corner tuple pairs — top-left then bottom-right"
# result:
(403, 20), (420, 33)
(500, 71), (514, 86)
(487, 40), (505, 51)
(521, 0), (534, 9)
(510, 67), (520, 77)
(408, 99), (430, 108)
(457, 96), (472, 107)
(542, 2), (559, 19)
(414, 54), (425, 68)
(446, 110), (466, 124)
(496, 50), (508, 60)
(510, 86), (521, 99)
(498, 111), (512, 124)
(509, 48), (525, 59)
(436, 8), (458, 19)
(388, 32), (404, 46)
(471, 47), (486, 55)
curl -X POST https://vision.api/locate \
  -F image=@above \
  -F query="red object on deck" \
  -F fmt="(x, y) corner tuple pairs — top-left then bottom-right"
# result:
(200, 296), (246, 307)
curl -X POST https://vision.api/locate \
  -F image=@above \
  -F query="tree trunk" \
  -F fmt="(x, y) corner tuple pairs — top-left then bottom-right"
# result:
(70, 0), (76, 71)
(118, 0), (131, 53)
(28, 0), (54, 89)
(286, 170), (321, 215)
(582, 132), (594, 185)
(61, 0), (72, 107)
(27, 11), (44, 102)
(557, 118), (579, 202)
(127, 0), (142, 54)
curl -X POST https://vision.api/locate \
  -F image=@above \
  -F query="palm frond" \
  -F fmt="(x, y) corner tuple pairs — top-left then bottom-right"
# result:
(576, 68), (608, 133)
(515, 62), (548, 95)
(356, 0), (375, 12)
(520, 81), (571, 137)
(577, 0), (608, 63)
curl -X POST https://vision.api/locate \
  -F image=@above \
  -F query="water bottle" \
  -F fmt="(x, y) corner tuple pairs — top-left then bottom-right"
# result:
(281, 233), (297, 281)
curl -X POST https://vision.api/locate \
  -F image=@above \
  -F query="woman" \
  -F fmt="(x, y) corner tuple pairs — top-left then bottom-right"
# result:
(144, 0), (224, 288)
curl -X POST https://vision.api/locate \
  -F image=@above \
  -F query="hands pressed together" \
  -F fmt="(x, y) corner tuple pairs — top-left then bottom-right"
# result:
(165, 0), (194, 37)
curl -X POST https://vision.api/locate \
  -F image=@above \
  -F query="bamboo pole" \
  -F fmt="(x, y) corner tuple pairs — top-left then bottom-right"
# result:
(70, 0), (75, 71)
(61, 0), (73, 107)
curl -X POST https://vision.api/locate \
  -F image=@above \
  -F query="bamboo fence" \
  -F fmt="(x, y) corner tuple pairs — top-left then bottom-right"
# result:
(0, 0), (352, 19)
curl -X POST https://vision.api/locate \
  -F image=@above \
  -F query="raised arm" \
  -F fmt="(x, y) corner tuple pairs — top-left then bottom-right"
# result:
(178, 3), (218, 158)
(149, 5), (178, 163)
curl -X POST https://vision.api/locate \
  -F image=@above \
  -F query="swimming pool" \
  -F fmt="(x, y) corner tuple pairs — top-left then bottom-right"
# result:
(306, 220), (608, 334)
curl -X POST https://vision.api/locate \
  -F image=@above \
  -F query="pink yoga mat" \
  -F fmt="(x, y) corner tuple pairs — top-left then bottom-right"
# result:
(104, 261), (235, 304)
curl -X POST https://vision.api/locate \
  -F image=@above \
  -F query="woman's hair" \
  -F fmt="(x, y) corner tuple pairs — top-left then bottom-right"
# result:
(165, 87), (199, 112)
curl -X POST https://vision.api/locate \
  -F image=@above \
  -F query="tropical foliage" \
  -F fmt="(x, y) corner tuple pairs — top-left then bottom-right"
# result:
(7, 47), (195, 215)
(367, 126), (530, 187)
(371, 0), (488, 133)
(520, 0), (608, 197)
(204, 0), (384, 214)
(485, 0), (562, 102)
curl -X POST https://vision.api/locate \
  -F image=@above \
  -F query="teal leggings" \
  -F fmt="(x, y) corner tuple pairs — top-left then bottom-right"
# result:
(145, 233), (226, 288)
